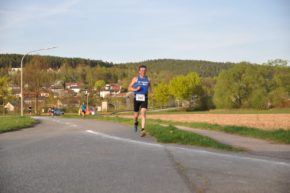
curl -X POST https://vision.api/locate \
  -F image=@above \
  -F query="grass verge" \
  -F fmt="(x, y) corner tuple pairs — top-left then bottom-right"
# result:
(146, 124), (239, 151)
(0, 116), (38, 133)
(148, 119), (290, 144)
(66, 114), (290, 144)
(64, 115), (241, 151)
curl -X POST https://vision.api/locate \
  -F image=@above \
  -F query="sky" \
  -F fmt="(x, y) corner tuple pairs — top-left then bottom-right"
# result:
(0, 0), (289, 64)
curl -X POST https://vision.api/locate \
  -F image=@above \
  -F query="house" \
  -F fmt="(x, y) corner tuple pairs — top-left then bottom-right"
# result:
(66, 82), (83, 93)
(40, 88), (50, 97)
(8, 68), (21, 75)
(50, 84), (64, 97)
(110, 84), (122, 94)
(4, 102), (15, 112)
(11, 85), (21, 98)
(100, 83), (122, 98)
(100, 90), (110, 98)
(57, 99), (64, 108)
(46, 68), (55, 73)
(111, 93), (127, 98)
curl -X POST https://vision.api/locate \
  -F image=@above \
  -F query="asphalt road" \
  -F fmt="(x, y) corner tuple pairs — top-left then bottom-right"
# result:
(0, 117), (289, 193)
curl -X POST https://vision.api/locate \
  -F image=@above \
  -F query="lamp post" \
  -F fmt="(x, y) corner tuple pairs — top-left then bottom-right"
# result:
(86, 91), (89, 115)
(20, 47), (57, 116)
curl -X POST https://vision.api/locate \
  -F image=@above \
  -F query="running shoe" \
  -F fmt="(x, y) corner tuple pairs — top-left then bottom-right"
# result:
(140, 128), (146, 137)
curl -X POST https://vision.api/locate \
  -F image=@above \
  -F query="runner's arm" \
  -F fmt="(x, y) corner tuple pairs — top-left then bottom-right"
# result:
(128, 77), (140, 92)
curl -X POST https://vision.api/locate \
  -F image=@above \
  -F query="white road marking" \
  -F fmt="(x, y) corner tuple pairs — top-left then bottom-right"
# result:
(86, 130), (163, 148)
(86, 129), (290, 167)
(36, 117), (78, 128)
(171, 146), (290, 167)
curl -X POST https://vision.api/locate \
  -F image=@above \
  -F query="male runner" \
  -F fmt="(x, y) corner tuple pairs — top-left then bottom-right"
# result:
(128, 65), (152, 137)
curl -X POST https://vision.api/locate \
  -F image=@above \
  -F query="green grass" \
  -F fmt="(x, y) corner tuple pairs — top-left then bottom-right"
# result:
(145, 124), (239, 151)
(64, 115), (241, 151)
(0, 116), (38, 133)
(148, 119), (290, 144)
(65, 114), (290, 144)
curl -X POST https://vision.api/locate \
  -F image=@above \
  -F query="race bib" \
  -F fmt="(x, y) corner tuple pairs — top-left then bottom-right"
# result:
(136, 94), (145, 102)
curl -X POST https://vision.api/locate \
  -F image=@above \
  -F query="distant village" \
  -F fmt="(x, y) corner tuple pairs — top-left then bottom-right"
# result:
(5, 68), (132, 114)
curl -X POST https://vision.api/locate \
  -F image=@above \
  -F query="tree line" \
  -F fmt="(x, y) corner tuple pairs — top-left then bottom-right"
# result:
(0, 54), (113, 69)
(213, 62), (290, 109)
(0, 54), (289, 112)
(152, 61), (290, 110)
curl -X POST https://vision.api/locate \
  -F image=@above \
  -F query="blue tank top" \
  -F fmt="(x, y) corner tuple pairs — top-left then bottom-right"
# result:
(134, 76), (150, 95)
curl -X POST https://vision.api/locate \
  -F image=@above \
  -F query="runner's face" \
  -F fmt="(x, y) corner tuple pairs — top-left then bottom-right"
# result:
(139, 67), (147, 76)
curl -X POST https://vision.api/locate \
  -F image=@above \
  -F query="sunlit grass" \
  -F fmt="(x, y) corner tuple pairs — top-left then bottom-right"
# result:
(148, 119), (290, 144)
(0, 116), (38, 133)
(64, 115), (241, 151)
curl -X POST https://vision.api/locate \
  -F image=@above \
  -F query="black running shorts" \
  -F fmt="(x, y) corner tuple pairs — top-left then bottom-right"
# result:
(134, 97), (148, 112)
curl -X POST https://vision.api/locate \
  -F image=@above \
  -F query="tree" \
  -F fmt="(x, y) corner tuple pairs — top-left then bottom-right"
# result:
(59, 63), (76, 85)
(213, 63), (254, 108)
(95, 80), (106, 92)
(0, 76), (11, 114)
(247, 88), (268, 109)
(153, 82), (170, 108)
(169, 72), (202, 107)
(186, 72), (202, 95)
(266, 59), (288, 66)
(213, 62), (290, 109)
(273, 66), (290, 93)
(24, 57), (50, 114)
(268, 88), (289, 108)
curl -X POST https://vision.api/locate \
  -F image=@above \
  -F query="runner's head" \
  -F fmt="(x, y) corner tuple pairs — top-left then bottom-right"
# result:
(138, 65), (147, 77)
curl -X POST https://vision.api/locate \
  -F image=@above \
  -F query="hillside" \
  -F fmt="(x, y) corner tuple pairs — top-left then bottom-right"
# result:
(0, 54), (113, 68)
(119, 59), (235, 77)
(1, 54), (238, 77)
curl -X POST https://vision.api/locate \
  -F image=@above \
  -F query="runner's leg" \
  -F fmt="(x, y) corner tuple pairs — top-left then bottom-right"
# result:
(133, 100), (140, 132)
(134, 112), (139, 123)
(140, 108), (146, 129)
(140, 108), (147, 137)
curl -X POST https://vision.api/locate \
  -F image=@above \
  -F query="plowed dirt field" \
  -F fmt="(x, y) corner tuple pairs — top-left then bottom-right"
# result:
(124, 114), (290, 130)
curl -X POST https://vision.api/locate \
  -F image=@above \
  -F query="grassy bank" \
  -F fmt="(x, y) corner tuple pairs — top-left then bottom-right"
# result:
(64, 115), (240, 151)
(147, 119), (290, 144)
(145, 124), (239, 151)
(0, 116), (38, 133)
(68, 114), (290, 144)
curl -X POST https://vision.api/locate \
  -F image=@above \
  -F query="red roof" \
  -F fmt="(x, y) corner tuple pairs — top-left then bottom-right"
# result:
(110, 84), (121, 92)
(111, 93), (126, 97)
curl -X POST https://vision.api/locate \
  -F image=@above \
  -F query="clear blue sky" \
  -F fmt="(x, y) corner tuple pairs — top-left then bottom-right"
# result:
(0, 0), (289, 64)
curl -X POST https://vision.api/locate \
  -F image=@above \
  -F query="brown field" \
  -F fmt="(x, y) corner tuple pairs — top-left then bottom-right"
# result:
(123, 114), (290, 130)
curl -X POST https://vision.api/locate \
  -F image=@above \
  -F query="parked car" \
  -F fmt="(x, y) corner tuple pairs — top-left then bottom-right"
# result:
(53, 108), (64, 116)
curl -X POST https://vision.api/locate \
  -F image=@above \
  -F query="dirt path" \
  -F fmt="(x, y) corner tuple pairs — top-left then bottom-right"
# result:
(176, 125), (290, 158)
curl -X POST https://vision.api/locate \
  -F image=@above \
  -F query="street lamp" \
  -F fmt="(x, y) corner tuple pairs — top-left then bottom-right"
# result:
(20, 46), (57, 116)
(86, 91), (89, 114)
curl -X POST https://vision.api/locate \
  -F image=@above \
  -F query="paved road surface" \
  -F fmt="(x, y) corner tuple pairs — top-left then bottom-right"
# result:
(0, 117), (289, 193)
